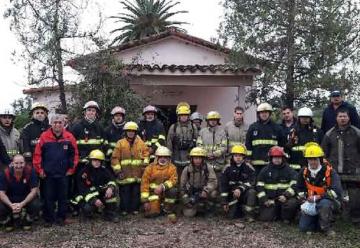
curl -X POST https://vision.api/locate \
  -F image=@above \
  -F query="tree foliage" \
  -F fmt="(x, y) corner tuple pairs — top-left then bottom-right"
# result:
(68, 50), (147, 126)
(219, 0), (360, 108)
(11, 96), (32, 130)
(4, 0), (103, 113)
(110, 0), (188, 45)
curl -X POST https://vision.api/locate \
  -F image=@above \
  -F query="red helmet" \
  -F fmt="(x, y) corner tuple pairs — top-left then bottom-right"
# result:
(268, 146), (286, 157)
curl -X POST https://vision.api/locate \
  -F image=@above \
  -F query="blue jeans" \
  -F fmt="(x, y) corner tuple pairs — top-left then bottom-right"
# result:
(43, 177), (68, 223)
(299, 199), (333, 232)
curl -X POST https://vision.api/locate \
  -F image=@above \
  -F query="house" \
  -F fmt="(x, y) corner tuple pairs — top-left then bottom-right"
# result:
(24, 29), (261, 126)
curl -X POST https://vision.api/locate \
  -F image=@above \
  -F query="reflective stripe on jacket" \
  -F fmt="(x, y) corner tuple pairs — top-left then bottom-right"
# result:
(111, 136), (149, 184)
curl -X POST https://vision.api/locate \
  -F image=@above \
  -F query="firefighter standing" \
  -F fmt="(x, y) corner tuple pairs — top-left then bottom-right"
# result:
(105, 106), (126, 160)
(279, 106), (297, 141)
(246, 103), (286, 175)
(167, 103), (198, 176)
(321, 108), (360, 226)
(190, 112), (203, 132)
(0, 139), (10, 170)
(256, 146), (298, 223)
(76, 150), (119, 222)
(20, 102), (50, 164)
(224, 106), (248, 154)
(221, 145), (256, 221)
(197, 111), (227, 178)
(141, 146), (177, 219)
(70, 101), (106, 164)
(111, 121), (149, 215)
(33, 114), (79, 226)
(0, 109), (21, 159)
(180, 147), (218, 217)
(138, 105), (166, 162)
(297, 143), (342, 236)
(287, 107), (323, 171)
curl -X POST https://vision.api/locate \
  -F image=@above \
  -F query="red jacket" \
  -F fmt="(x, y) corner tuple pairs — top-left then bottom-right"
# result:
(33, 128), (79, 177)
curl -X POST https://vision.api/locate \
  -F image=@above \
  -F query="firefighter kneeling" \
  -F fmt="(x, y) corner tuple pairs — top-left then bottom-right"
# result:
(256, 146), (298, 223)
(221, 145), (257, 221)
(297, 143), (342, 236)
(75, 150), (119, 222)
(180, 147), (218, 217)
(141, 146), (178, 220)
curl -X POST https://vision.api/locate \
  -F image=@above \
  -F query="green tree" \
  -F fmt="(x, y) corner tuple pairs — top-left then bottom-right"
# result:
(219, 0), (360, 108)
(68, 50), (147, 126)
(11, 96), (32, 129)
(4, 0), (102, 113)
(110, 0), (187, 45)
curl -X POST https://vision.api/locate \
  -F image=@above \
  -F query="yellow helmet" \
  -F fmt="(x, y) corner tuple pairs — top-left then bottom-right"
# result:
(206, 111), (221, 120)
(176, 102), (191, 115)
(31, 102), (49, 113)
(257, 103), (273, 112)
(124, 121), (138, 131)
(304, 142), (324, 158)
(189, 147), (207, 157)
(89, 149), (105, 161)
(176, 102), (190, 111)
(231, 145), (247, 155)
(177, 105), (191, 115)
(155, 146), (172, 157)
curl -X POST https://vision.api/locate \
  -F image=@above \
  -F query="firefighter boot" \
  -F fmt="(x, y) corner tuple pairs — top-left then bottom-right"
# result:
(22, 214), (33, 231)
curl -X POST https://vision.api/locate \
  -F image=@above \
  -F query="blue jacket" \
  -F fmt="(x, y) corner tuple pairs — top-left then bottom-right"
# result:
(33, 128), (79, 178)
(321, 101), (360, 133)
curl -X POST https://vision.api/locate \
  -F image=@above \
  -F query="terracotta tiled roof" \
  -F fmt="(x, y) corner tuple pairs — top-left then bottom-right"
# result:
(23, 85), (76, 95)
(66, 29), (262, 74)
(125, 64), (261, 74)
(110, 28), (230, 54)
(23, 86), (60, 94)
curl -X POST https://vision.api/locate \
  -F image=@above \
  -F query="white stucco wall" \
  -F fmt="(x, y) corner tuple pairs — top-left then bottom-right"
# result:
(116, 37), (226, 65)
(30, 90), (73, 114)
(25, 35), (258, 123)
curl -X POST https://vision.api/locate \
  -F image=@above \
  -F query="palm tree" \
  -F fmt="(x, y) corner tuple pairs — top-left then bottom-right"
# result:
(110, 0), (188, 45)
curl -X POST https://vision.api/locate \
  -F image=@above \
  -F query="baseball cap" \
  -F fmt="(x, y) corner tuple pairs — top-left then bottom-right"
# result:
(330, 90), (341, 97)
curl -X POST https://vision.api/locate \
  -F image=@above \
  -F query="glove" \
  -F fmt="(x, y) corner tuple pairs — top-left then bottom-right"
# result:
(264, 200), (275, 207)
(278, 195), (287, 203)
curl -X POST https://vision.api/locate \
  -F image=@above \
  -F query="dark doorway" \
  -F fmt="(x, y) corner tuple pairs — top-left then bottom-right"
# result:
(156, 105), (197, 133)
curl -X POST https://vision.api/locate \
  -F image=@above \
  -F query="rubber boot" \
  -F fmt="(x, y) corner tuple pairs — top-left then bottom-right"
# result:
(22, 214), (33, 231)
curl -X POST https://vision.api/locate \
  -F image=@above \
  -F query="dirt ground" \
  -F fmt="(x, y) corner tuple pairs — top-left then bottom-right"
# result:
(0, 215), (360, 248)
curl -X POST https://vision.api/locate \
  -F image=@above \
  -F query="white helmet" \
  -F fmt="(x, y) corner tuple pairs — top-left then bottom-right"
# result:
(0, 109), (15, 117)
(298, 107), (313, 117)
(143, 105), (157, 115)
(83, 101), (100, 111)
(190, 112), (203, 121)
(111, 106), (126, 116)
(257, 103), (273, 112)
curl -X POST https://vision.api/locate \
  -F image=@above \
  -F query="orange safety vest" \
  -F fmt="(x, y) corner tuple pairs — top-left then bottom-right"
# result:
(303, 165), (331, 197)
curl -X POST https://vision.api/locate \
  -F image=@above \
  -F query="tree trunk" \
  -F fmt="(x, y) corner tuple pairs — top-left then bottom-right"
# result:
(284, 0), (296, 108)
(54, 0), (67, 114)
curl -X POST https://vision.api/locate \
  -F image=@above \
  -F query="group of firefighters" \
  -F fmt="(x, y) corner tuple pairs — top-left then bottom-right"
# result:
(0, 89), (359, 237)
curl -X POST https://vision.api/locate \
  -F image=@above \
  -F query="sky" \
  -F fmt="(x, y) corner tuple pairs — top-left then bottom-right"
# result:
(0, 0), (223, 109)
